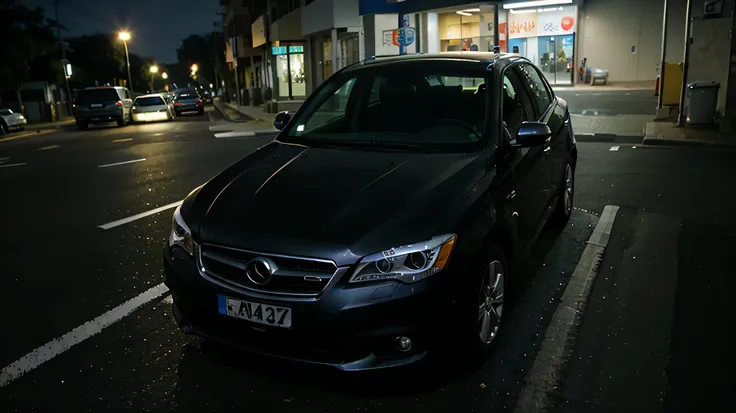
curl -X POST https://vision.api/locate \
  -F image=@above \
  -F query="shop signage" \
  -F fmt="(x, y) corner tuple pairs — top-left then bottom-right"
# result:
(508, 7), (576, 39)
(271, 45), (304, 55)
(393, 26), (415, 47)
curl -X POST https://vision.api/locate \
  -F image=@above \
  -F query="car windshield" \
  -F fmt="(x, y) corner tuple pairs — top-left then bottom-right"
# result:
(135, 96), (165, 106)
(282, 62), (489, 153)
(0, 109), (12, 115)
(75, 89), (119, 104)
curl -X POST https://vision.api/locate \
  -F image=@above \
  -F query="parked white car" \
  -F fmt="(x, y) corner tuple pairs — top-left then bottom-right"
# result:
(0, 109), (27, 134)
(131, 94), (175, 123)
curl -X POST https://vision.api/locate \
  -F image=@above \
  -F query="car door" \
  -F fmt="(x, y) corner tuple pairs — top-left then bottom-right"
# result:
(500, 65), (550, 248)
(516, 63), (558, 218)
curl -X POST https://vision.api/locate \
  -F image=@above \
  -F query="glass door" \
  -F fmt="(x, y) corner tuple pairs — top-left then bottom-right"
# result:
(537, 35), (574, 85)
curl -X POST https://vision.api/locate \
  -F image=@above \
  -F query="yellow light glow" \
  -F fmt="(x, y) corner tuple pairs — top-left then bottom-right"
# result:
(119, 31), (131, 41)
(190, 64), (198, 73)
(161, 72), (168, 79)
(150, 65), (159, 74)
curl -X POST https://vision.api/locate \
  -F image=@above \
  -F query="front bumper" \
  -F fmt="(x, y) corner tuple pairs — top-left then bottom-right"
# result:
(163, 246), (462, 370)
(7, 120), (26, 130)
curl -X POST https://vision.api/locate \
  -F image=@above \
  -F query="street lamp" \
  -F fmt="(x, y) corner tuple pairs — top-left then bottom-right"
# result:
(118, 31), (133, 93)
(161, 72), (168, 79)
(190, 64), (198, 73)
(149, 65), (159, 91)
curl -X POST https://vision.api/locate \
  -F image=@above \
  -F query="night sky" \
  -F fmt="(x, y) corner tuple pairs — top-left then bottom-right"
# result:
(24, 0), (222, 63)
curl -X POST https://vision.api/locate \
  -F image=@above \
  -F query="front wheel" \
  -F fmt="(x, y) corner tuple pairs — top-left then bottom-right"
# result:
(460, 243), (508, 359)
(549, 161), (574, 226)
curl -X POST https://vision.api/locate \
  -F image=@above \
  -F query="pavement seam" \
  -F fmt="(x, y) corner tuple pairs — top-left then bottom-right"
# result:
(513, 205), (620, 413)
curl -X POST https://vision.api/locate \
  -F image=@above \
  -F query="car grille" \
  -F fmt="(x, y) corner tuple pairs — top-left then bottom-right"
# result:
(198, 244), (338, 296)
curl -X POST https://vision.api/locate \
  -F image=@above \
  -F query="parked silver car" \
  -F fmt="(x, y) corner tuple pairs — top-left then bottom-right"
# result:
(0, 109), (27, 134)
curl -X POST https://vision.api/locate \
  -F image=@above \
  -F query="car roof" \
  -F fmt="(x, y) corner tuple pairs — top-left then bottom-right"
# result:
(346, 52), (525, 72)
(135, 94), (165, 99)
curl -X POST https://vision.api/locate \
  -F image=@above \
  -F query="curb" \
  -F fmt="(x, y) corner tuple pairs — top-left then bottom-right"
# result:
(212, 100), (249, 123)
(642, 137), (736, 150)
(513, 205), (620, 413)
(0, 129), (55, 143)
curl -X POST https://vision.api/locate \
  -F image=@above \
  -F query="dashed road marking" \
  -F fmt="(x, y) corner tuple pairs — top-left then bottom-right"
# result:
(38, 145), (60, 151)
(97, 158), (146, 168)
(609, 146), (620, 152)
(0, 157), (9, 164)
(98, 200), (182, 230)
(112, 138), (133, 143)
(0, 162), (26, 168)
(0, 283), (170, 388)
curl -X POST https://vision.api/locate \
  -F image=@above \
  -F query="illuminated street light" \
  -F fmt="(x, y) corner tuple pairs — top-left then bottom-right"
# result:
(149, 65), (159, 92)
(150, 65), (159, 74)
(209, 83), (213, 88)
(118, 32), (133, 92)
(162, 72), (168, 79)
(190, 64), (198, 73)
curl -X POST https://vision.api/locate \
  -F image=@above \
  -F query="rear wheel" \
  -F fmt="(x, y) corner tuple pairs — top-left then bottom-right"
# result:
(198, 108), (205, 116)
(117, 118), (126, 127)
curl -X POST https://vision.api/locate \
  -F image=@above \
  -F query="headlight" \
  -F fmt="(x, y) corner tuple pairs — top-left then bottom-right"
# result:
(131, 106), (137, 111)
(349, 234), (456, 284)
(169, 205), (194, 256)
(18, 115), (24, 120)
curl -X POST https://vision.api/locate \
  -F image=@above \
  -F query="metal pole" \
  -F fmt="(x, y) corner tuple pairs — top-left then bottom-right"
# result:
(677, 0), (693, 126)
(398, 13), (407, 55)
(123, 40), (133, 93)
(493, 4), (500, 52)
(54, 0), (73, 115)
(657, 0), (669, 109)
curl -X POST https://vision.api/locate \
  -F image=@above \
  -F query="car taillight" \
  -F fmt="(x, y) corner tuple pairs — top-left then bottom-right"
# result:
(72, 104), (76, 108)
(196, 99), (202, 106)
(115, 101), (123, 107)
(174, 101), (183, 106)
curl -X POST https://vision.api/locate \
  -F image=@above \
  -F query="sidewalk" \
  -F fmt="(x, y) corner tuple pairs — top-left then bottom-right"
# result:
(554, 80), (654, 92)
(27, 117), (75, 130)
(643, 120), (736, 149)
(572, 114), (651, 137)
(210, 99), (278, 136)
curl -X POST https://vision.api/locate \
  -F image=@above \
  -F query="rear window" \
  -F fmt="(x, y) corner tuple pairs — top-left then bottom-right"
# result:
(134, 96), (165, 106)
(75, 89), (120, 104)
(175, 89), (199, 99)
(0, 109), (12, 115)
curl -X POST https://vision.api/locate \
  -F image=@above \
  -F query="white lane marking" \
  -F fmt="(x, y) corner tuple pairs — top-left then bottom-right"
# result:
(0, 162), (27, 168)
(0, 157), (9, 164)
(609, 146), (620, 152)
(214, 131), (256, 138)
(580, 132), (595, 136)
(592, 93), (602, 96)
(632, 146), (638, 149)
(514, 205), (619, 412)
(97, 158), (146, 168)
(98, 200), (182, 230)
(574, 93), (580, 96)
(112, 138), (133, 143)
(625, 92), (631, 96)
(38, 145), (60, 151)
(0, 283), (170, 388)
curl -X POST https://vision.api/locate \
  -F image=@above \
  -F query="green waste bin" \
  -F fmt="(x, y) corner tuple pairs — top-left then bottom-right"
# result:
(686, 81), (720, 125)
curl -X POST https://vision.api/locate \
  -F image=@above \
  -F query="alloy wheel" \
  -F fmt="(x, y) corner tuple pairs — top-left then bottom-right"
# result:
(478, 260), (505, 344)
(564, 164), (574, 215)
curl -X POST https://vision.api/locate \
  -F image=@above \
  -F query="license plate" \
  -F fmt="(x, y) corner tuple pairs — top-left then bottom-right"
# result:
(90, 104), (103, 108)
(218, 295), (292, 328)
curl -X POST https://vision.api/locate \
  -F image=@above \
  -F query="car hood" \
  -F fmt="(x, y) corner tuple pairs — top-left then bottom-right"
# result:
(1, 113), (23, 122)
(194, 141), (486, 266)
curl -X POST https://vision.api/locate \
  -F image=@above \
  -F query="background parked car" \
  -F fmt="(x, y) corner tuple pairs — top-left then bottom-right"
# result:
(72, 86), (134, 130)
(0, 108), (27, 134)
(131, 94), (175, 122)
(172, 88), (204, 116)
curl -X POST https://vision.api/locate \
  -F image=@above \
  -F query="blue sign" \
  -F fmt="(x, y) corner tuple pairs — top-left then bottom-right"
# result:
(396, 27), (416, 47)
(272, 45), (304, 55)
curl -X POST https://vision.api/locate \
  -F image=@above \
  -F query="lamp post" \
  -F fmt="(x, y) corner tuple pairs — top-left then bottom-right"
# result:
(118, 32), (133, 93)
(149, 65), (159, 92)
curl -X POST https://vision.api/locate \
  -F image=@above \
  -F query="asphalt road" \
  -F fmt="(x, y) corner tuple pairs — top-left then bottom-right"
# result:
(1, 107), (734, 412)
(555, 89), (657, 116)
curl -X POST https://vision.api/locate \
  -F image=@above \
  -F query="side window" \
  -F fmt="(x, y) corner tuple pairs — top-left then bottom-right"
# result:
(518, 63), (552, 119)
(367, 76), (386, 105)
(501, 72), (526, 140)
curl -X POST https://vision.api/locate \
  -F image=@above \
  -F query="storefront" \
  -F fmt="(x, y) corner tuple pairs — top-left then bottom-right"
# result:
(505, 4), (578, 85)
(272, 43), (307, 99)
(432, 4), (497, 52)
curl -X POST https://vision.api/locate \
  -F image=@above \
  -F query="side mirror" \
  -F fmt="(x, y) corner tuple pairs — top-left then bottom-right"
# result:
(514, 122), (551, 147)
(274, 111), (291, 130)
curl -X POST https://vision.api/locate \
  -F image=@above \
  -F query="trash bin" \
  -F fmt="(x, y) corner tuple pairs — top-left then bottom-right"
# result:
(686, 81), (720, 124)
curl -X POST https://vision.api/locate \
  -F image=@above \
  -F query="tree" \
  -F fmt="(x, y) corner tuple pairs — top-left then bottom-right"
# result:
(176, 34), (216, 86)
(66, 34), (125, 89)
(0, 1), (59, 113)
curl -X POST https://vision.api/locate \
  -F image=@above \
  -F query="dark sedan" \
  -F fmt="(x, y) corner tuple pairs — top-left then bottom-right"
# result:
(172, 88), (204, 116)
(164, 53), (577, 370)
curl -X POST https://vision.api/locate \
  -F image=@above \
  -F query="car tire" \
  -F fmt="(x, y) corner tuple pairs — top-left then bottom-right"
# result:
(198, 109), (204, 116)
(460, 243), (508, 360)
(77, 121), (89, 130)
(549, 160), (574, 227)
(0, 122), (7, 135)
(117, 118), (126, 127)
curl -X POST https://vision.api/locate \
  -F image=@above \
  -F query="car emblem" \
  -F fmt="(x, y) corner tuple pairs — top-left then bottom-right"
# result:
(245, 257), (277, 285)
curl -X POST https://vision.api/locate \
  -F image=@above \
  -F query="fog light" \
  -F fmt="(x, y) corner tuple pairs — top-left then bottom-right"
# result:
(395, 336), (412, 352)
